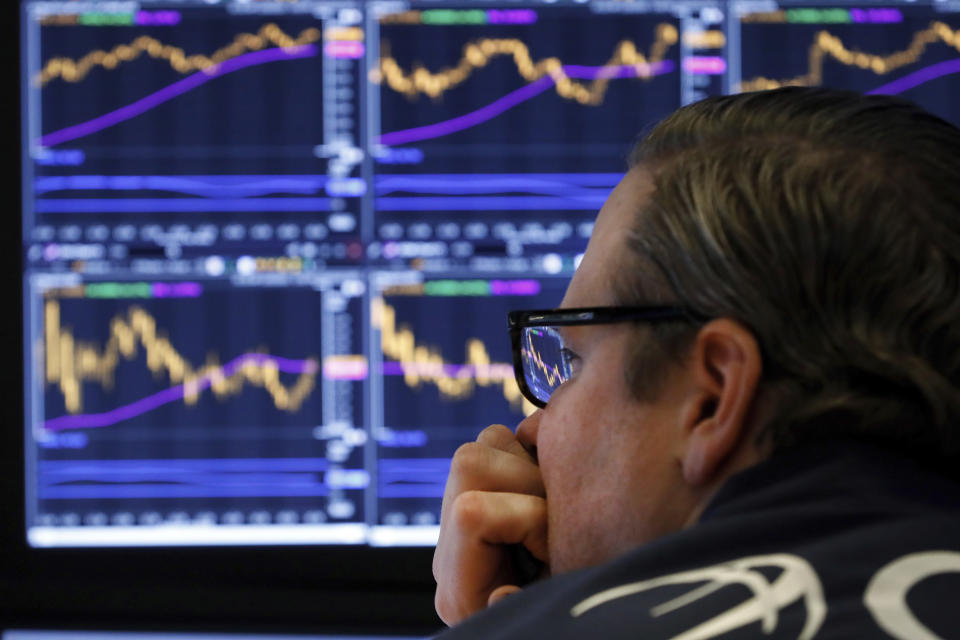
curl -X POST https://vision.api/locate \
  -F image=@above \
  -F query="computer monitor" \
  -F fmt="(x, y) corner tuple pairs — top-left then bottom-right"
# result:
(18, 0), (715, 550)
(10, 0), (960, 631)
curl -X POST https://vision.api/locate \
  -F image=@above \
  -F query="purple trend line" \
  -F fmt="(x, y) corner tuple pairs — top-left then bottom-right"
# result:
(380, 75), (553, 146)
(44, 353), (317, 431)
(562, 63), (670, 79)
(378, 60), (675, 147)
(866, 57), (960, 95)
(39, 44), (318, 148)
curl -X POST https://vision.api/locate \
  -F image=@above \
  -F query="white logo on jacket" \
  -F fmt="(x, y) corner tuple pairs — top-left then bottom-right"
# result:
(570, 553), (825, 640)
(569, 550), (960, 639)
(864, 550), (960, 640)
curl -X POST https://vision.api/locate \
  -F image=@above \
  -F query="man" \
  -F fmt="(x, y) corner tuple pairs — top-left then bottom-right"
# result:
(432, 87), (960, 638)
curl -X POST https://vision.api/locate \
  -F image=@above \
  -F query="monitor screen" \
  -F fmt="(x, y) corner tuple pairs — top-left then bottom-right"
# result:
(18, 0), (960, 549)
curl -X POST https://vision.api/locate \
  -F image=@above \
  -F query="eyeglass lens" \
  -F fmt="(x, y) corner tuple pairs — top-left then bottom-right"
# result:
(520, 326), (572, 405)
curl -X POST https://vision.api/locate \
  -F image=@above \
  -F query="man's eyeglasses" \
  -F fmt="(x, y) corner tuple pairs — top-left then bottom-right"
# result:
(507, 306), (707, 408)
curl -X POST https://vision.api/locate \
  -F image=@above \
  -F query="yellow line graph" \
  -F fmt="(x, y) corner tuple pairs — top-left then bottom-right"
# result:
(521, 330), (567, 390)
(371, 23), (678, 105)
(372, 298), (535, 415)
(740, 21), (960, 92)
(35, 22), (321, 86)
(44, 299), (318, 414)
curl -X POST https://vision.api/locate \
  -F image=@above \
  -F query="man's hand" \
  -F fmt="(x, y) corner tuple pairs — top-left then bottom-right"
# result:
(433, 423), (549, 626)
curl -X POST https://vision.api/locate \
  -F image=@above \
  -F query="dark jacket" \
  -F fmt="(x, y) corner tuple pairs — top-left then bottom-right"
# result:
(437, 441), (960, 639)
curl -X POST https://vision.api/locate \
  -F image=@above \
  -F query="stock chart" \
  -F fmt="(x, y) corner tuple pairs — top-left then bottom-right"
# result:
(369, 5), (700, 265)
(42, 284), (323, 432)
(20, 0), (960, 547)
(36, 13), (329, 171)
(737, 5), (960, 126)
(372, 275), (566, 527)
(30, 5), (364, 261)
(373, 8), (682, 173)
(30, 278), (367, 544)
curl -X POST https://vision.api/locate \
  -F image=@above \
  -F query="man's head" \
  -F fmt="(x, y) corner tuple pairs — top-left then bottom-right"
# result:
(515, 87), (960, 574)
(624, 87), (960, 461)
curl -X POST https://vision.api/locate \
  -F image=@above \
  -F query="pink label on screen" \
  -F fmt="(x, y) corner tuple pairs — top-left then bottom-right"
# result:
(324, 41), (365, 59)
(682, 57), (727, 75)
(324, 356), (369, 380)
(490, 280), (541, 296)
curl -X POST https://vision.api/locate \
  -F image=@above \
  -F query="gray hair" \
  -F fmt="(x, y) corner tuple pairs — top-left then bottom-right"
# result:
(619, 87), (960, 464)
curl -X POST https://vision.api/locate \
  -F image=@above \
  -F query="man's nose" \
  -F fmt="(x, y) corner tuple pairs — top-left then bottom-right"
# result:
(515, 409), (542, 460)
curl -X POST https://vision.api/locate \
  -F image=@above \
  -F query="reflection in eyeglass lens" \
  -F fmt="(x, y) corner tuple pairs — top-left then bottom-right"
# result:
(521, 326), (571, 404)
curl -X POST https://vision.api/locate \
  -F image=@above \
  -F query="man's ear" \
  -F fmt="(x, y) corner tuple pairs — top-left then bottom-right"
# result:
(679, 318), (763, 487)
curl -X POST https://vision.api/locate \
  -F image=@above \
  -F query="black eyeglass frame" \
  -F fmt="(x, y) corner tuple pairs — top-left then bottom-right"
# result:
(507, 306), (709, 408)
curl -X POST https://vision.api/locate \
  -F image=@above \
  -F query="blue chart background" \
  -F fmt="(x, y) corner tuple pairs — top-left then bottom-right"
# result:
(380, 281), (565, 432)
(38, 12), (327, 174)
(36, 284), (366, 524)
(740, 8), (960, 126)
(376, 8), (682, 174)
(377, 277), (566, 522)
(43, 285), (326, 443)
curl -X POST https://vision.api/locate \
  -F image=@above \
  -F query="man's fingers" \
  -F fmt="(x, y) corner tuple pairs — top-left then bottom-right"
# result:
(476, 423), (536, 461)
(433, 424), (547, 625)
(446, 440), (545, 500)
(434, 488), (548, 579)
(434, 490), (548, 625)
(452, 490), (549, 562)
(438, 441), (545, 555)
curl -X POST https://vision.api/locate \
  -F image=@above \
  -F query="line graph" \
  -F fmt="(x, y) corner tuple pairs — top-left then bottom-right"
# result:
(378, 458), (449, 499)
(44, 351), (318, 431)
(30, 284), (366, 539)
(373, 25), (678, 104)
(34, 14), (337, 174)
(372, 170), (613, 244)
(42, 293), (320, 430)
(374, 173), (619, 198)
(738, 13), (960, 127)
(378, 59), (674, 146)
(740, 21), (960, 91)
(375, 280), (567, 433)
(39, 44), (317, 147)
(36, 22), (321, 86)
(374, 11), (683, 173)
(372, 297), (530, 412)
(373, 283), (563, 527)
(35, 175), (330, 198)
(37, 458), (335, 500)
(867, 57), (960, 95)
(35, 196), (332, 214)
(32, 173), (341, 222)
(521, 327), (568, 391)
(373, 195), (604, 211)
